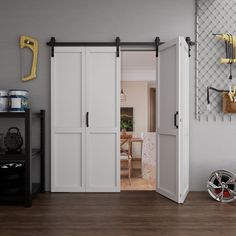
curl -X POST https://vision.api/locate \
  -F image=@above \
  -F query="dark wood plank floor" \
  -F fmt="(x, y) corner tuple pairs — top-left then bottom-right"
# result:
(0, 191), (236, 236)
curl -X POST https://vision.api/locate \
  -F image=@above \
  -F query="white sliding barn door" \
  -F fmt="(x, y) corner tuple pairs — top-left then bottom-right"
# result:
(157, 37), (189, 203)
(85, 47), (120, 192)
(51, 47), (119, 193)
(51, 47), (85, 192)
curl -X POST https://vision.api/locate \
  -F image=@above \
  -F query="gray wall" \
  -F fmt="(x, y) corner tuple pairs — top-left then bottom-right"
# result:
(1, 0), (231, 191)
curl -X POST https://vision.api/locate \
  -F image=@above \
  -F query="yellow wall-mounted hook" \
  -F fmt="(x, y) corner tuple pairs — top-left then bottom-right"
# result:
(216, 34), (236, 44)
(215, 34), (236, 64)
(220, 58), (236, 64)
(20, 35), (38, 81)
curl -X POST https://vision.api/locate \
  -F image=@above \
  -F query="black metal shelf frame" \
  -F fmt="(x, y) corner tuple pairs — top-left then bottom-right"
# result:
(0, 109), (45, 207)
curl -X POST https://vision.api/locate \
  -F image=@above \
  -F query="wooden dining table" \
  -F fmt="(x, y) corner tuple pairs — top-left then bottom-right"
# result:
(120, 134), (143, 157)
(120, 134), (133, 184)
(120, 134), (144, 181)
(120, 134), (133, 155)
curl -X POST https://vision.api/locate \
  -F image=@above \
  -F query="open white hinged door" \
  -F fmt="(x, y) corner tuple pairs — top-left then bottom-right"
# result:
(157, 37), (189, 203)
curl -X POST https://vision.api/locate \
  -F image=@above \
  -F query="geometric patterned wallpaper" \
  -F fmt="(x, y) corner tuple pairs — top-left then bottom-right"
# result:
(195, 0), (236, 121)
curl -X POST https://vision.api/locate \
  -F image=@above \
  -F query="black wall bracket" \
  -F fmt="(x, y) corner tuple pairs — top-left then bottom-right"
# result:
(185, 37), (195, 57)
(47, 37), (56, 57)
(115, 37), (120, 57)
(155, 37), (160, 57)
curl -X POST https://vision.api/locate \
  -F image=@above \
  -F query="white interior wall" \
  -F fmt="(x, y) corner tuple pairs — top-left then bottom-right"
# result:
(121, 81), (149, 135)
(122, 69), (155, 82)
(121, 51), (156, 81)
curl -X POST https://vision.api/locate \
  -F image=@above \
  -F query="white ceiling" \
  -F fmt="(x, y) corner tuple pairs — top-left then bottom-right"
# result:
(121, 51), (156, 70)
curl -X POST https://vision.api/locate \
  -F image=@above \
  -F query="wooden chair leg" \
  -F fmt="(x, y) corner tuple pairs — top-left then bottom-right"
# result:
(128, 156), (132, 185)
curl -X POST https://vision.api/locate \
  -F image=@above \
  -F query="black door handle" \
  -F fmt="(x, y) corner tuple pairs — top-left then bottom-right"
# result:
(86, 112), (89, 127)
(174, 111), (178, 129)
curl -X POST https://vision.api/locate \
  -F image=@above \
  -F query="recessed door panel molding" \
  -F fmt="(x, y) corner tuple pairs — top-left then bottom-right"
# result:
(54, 51), (83, 129)
(54, 133), (84, 192)
(158, 134), (177, 199)
(86, 133), (118, 191)
(158, 45), (176, 131)
(157, 37), (189, 203)
(86, 48), (118, 129)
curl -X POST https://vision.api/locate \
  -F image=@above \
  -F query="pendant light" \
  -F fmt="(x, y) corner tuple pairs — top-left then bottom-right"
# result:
(120, 81), (126, 102)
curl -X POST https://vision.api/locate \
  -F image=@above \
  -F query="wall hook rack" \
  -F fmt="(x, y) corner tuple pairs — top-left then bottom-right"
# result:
(195, 0), (236, 120)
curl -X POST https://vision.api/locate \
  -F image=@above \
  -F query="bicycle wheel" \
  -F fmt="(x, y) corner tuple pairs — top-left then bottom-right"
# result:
(207, 170), (236, 203)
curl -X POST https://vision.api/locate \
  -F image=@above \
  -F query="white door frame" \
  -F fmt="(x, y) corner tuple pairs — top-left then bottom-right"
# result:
(120, 46), (157, 192)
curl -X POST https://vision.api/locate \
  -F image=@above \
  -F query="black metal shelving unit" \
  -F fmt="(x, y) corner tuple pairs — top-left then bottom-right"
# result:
(0, 109), (45, 207)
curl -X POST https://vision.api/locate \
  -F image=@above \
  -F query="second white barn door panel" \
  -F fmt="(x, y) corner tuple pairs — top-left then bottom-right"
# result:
(51, 47), (119, 192)
(51, 47), (86, 192)
(157, 37), (189, 203)
(85, 47), (120, 192)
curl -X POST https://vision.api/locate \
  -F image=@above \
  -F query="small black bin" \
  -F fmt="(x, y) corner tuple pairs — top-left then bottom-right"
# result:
(0, 162), (25, 195)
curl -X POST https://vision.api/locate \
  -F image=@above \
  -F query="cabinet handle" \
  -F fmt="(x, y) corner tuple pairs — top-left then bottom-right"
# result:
(174, 111), (178, 129)
(86, 112), (89, 127)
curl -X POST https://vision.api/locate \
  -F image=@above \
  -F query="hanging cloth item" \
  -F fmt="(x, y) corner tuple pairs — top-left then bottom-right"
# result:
(20, 35), (38, 81)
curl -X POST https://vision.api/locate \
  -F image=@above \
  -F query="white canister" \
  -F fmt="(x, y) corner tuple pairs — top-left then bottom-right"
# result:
(0, 90), (8, 112)
(8, 90), (29, 112)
